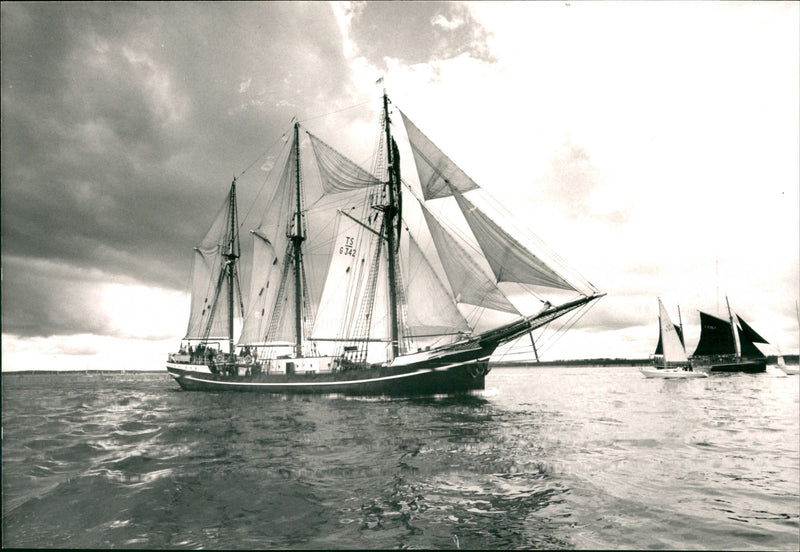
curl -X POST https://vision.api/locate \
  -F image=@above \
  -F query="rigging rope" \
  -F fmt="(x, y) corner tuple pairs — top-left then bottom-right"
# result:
(237, 129), (292, 232)
(297, 99), (374, 124)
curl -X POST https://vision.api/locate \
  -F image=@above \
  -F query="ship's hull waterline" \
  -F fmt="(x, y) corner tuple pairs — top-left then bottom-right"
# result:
(693, 358), (767, 373)
(167, 352), (491, 396)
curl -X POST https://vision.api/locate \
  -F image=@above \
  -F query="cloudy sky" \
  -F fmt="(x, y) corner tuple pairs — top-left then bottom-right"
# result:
(2, 1), (798, 371)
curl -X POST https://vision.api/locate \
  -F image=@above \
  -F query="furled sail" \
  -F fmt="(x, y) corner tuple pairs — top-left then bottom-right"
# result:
(399, 109), (480, 200)
(451, 190), (576, 290)
(185, 190), (237, 340)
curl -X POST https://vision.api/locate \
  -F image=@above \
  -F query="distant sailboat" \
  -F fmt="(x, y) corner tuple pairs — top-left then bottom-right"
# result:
(165, 91), (604, 395)
(777, 355), (799, 375)
(691, 297), (768, 373)
(783, 303), (800, 375)
(641, 298), (707, 378)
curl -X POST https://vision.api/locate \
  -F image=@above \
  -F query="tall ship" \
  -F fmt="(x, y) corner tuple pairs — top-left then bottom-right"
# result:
(690, 297), (768, 373)
(166, 91), (604, 395)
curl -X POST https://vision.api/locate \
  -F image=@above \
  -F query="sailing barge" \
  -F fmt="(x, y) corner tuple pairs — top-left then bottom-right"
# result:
(166, 92), (603, 395)
(690, 297), (768, 373)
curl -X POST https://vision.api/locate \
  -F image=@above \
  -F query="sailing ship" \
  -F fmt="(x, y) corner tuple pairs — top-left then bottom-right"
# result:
(777, 356), (799, 375)
(641, 298), (706, 378)
(166, 92), (604, 395)
(690, 297), (768, 373)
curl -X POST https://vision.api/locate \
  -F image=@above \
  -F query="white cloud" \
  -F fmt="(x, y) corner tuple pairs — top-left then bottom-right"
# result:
(333, 1), (799, 357)
(121, 45), (188, 124)
(431, 13), (463, 31)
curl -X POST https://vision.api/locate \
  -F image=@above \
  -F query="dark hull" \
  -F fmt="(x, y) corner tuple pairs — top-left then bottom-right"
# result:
(693, 357), (767, 373)
(167, 351), (491, 397)
(166, 293), (603, 396)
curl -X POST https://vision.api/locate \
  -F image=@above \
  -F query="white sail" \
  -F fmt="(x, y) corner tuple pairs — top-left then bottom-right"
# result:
(312, 210), (373, 341)
(658, 298), (688, 364)
(238, 229), (288, 345)
(238, 145), (295, 345)
(185, 192), (236, 340)
(235, 96), (600, 364)
(419, 203), (518, 314)
(308, 131), (383, 193)
(451, 190), (576, 290)
(403, 232), (471, 337)
(400, 109), (480, 200)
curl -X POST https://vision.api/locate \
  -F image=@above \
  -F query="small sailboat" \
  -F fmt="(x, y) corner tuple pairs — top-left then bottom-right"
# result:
(690, 296), (768, 373)
(641, 298), (707, 379)
(166, 91), (604, 395)
(777, 355), (799, 375)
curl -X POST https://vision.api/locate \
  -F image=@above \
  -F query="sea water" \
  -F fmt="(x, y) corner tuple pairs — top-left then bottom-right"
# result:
(2, 366), (798, 549)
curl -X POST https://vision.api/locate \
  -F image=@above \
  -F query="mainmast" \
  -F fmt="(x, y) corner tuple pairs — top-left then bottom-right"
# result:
(226, 179), (240, 355)
(292, 122), (305, 358)
(382, 92), (400, 359)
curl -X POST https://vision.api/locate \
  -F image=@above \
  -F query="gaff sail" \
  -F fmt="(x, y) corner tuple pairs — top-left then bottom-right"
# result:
(692, 311), (768, 358)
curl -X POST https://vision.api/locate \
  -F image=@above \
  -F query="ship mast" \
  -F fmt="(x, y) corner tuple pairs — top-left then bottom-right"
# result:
(292, 122), (305, 358)
(382, 92), (400, 359)
(725, 296), (741, 359)
(225, 178), (240, 355)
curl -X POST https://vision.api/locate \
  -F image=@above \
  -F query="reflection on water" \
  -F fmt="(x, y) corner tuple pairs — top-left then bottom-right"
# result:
(2, 368), (798, 549)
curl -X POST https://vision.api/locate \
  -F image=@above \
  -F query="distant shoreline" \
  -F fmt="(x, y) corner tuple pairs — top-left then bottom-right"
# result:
(3, 355), (797, 375)
(491, 358), (651, 368)
(493, 355), (797, 367)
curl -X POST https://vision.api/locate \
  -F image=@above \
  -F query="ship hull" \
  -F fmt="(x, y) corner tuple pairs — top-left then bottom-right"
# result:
(166, 352), (491, 396)
(640, 366), (707, 379)
(692, 358), (767, 373)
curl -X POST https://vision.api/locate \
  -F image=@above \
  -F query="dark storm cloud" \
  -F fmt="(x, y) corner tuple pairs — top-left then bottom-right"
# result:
(346, 2), (495, 67)
(1, 2), (354, 337)
(2, 256), (114, 338)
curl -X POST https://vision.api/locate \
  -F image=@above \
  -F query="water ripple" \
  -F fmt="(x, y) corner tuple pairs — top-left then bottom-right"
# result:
(2, 368), (798, 549)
